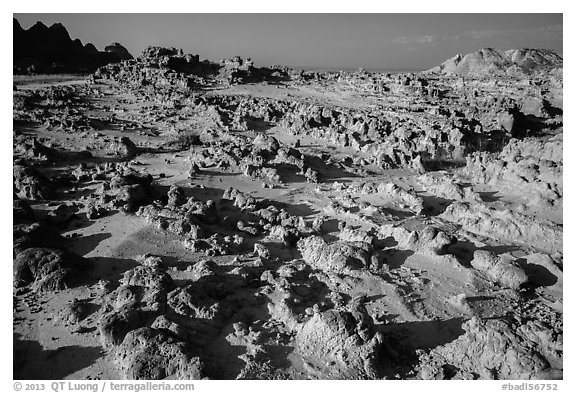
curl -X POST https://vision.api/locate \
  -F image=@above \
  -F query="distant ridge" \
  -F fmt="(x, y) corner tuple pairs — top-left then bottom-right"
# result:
(13, 18), (131, 74)
(105, 43), (134, 61)
(426, 48), (562, 76)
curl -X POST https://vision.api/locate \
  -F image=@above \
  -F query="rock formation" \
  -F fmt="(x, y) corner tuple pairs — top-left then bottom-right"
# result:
(427, 48), (562, 76)
(13, 18), (125, 73)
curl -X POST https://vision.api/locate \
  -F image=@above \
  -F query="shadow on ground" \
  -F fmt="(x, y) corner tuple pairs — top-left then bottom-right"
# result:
(375, 317), (466, 379)
(13, 333), (103, 379)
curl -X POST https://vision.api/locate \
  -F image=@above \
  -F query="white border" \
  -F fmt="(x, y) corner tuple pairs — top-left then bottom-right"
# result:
(2, 2), (572, 391)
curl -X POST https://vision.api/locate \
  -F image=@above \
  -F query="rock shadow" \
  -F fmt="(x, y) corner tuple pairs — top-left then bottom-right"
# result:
(86, 256), (139, 285)
(264, 200), (320, 218)
(421, 159), (466, 171)
(477, 191), (501, 203)
(270, 163), (307, 185)
(379, 236), (399, 248)
(196, 169), (240, 178)
(447, 241), (521, 268)
(419, 193), (454, 216)
(50, 211), (96, 232)
(515, 258), (558, 287)
(375, 317), (466, 379)
(304, 154), (360, 182)
(13, 333), (103, 379)
(383, 249), (415, 269)
(66, 232), (112, 256)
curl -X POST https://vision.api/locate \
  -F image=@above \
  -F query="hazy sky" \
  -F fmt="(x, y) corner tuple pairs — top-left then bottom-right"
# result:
(14, 14), (563, 70)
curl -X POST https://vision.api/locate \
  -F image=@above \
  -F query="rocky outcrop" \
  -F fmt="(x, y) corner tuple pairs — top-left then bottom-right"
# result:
(114, 327), (206, 379)
(297, 236), (386, 274)
(105, 42), (133, 60)
(98, 306), (142, 348)
(107, 137), (139, 158)
(417, 173), (482, 203)
(428, 48), (562, 76)
(96, 46), (289, 90)
(379, 224), (455, 256)
(465, 136), (563, 209)
(98, 256), (173, 348)
(441, 202), (562, 254)
(505, 49), (563, 73)
(14, 165), (52, 200)
(418, 317), (562, 379)
(13, 222), (65, 255)
(336, 181), (424, 214)
(13, 248), (87, 292)
(470, 250), (529, 290)
(295, 300), (384, 379)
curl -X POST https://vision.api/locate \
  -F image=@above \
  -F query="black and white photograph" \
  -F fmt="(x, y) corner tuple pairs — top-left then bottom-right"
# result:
(7, 3), (568, 387)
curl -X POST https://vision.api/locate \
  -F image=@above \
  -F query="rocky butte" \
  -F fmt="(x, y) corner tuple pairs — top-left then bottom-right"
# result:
(13, 18), (130, 74)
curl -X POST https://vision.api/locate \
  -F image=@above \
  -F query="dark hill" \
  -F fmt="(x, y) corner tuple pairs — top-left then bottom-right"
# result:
(13, 17), (126, 74)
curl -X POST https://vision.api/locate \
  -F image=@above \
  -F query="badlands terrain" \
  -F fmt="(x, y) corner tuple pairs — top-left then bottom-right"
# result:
(13, 33), (563, 380)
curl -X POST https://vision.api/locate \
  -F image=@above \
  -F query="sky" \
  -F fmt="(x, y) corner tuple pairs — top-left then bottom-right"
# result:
(14, 14), (563, 71)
